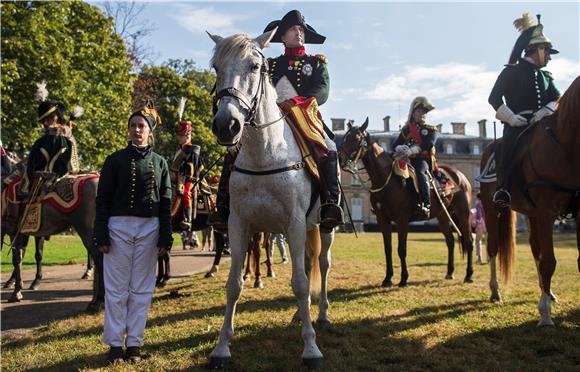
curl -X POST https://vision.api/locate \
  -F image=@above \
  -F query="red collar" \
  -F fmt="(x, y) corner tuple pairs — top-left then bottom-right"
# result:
(284, 47), (306, 57)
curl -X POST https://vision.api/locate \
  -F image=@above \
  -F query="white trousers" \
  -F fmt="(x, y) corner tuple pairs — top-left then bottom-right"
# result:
(103, 216), (159, 347)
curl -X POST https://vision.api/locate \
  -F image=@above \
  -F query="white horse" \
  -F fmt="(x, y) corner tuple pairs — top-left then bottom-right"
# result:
(207, 29), (335, 369)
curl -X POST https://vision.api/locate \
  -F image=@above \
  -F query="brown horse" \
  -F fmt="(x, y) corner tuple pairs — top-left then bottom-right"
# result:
(1, 175), (104, 312)
(480, 75), (580, 326)
(338, 119), (474, 287)
(243, 232), (275, 288)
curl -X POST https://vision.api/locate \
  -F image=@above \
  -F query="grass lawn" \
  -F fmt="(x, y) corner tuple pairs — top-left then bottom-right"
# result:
(1, 232), (579, 371)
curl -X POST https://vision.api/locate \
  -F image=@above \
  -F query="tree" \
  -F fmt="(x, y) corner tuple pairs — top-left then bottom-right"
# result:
(133, 59), (222, 175)
(1, 1), (133, 168)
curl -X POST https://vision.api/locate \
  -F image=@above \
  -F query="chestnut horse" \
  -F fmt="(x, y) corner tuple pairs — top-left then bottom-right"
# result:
(338, 119), (474, 286)
(243, 232), (275, 288)
(480, 75), (580, 326)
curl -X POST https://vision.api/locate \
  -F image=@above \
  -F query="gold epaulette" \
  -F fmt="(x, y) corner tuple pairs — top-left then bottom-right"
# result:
(315, 54), (328, 64)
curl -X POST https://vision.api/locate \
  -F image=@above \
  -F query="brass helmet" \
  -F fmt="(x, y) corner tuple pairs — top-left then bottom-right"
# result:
(508, 13), (559, 64)
(407, 96), (435, 123)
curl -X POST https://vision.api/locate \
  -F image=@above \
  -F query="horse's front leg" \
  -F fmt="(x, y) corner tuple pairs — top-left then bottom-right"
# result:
(531, 216), (557, 326)
(29, 237), (45, 290)
(397, 223), (409, 287)
(209, 216), (250, 368)
(287, 224), (323, 368)
(9, 235), (28, 302)
(82, 244), (95, 280)
(317, 229), (334, 326)
(264, 233), (275, 278)
(378, 214), (394, 287)
(253, 233), (263, 288)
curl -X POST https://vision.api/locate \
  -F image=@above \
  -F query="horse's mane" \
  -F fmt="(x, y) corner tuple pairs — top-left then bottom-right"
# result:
(211, 33), (256, 67)
(555, 75), (580, 140)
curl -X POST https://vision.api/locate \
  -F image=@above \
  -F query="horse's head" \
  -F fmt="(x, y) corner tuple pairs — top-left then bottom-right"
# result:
(337, 118), (369, 171)
(208, 29), (277, 146)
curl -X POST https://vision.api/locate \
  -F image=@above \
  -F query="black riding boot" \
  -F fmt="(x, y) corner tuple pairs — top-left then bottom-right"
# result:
(210, 146), (239, 228)
(493, 131), (518, 209)
(416, 170), (431, 219)
(180, 204), (192, 230)
(319, 151), (344, 233)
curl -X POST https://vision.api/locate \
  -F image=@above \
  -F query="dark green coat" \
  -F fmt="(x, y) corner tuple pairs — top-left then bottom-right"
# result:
(488, 58), (561, 116)
(94, 144), (173, 248)
(268, 54), (330, 105)
(26, 134), (72, 180)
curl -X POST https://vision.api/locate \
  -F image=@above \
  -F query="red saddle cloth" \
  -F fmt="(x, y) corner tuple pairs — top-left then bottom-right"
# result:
(284, 97), (329, 183)
(5, 174), (98, 213)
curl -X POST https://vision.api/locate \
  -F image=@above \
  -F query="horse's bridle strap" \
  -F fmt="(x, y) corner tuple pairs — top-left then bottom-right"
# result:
(233, 161), (304, 176)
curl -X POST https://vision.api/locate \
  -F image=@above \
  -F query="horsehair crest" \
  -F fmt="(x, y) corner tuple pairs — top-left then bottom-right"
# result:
(210, 33), (259, 68)
(35, 81), (49, 102)
(513, 12), (535, 33)
(178, 97), (187, 121)
(71, 105), (85, 120)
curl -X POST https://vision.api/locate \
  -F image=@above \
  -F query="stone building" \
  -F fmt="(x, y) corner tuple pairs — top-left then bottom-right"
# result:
(333, 116), (494, 231)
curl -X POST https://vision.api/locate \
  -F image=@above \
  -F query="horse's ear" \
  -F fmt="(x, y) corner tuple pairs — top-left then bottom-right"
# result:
(254, 27), (277, 49)
(347, 121), (353, 130)
(207, 31), (223, 44)
(361, 117), (369, 132)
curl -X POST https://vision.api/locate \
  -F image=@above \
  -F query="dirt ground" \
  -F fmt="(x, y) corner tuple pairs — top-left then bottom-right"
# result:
(0, 248), (224, 340)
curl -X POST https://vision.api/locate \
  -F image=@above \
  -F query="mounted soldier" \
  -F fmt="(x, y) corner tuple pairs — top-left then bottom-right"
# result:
(170, 98), (202, 230)
(393, 96), (438, 218)
(19, 81), (83, 199)
(214, 9), (344, 232)
(489, 13), (560, 208)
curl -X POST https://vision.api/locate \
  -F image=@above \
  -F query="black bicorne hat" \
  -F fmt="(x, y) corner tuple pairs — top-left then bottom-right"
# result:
(264, 10), (326, 44)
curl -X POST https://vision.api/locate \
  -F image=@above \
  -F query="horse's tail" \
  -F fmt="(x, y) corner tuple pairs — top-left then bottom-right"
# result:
(306, 227), (321, 299)
(497, 208), (516, 286)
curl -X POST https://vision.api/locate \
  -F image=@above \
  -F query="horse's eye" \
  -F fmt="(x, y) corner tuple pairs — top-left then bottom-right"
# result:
(251, 64), (260, 72)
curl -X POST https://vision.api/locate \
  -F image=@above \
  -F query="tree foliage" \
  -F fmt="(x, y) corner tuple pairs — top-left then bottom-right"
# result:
(133, 59), (221, 174)
(1, 1), (133, 169)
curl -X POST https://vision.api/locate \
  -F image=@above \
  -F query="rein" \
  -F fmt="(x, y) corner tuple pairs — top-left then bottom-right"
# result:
(233, 161), (304, 176)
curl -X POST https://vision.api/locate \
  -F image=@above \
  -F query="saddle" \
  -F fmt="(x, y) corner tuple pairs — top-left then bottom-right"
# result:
(394, 160), (459, 198)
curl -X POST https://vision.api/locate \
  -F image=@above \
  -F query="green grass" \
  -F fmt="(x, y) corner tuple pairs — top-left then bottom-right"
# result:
(2, 232), (579, 371)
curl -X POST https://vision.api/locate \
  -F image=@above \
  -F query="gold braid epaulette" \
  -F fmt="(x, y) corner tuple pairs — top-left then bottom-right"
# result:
(315, 54), (328, 64)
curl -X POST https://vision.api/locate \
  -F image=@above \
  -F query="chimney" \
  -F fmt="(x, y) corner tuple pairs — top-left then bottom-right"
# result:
(478, 119), (487, 138)
(436, 124), (443, 133)
(331, 118), (346, 131)
(451, 122), (466, 135)
(382, 116), (391, 132)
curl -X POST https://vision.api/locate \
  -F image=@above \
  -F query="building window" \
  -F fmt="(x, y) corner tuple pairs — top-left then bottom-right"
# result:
(445, 143), (454, 154)
(472, 144), (480, 155)
(351, 173), (360, 186)
(351, 197), (363, 221)
(474, 166), (480, 188)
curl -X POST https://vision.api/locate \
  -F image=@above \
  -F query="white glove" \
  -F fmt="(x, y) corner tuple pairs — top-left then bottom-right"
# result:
(409, 145), (422, 155)
(395, 145), (411, 156)
(530, 101), (557, 124)
(495, 104), (528, 127)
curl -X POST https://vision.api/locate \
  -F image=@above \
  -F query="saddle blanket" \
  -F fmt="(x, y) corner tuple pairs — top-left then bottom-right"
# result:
(476, 151), (497, 183)
(394, 160), (459, 198)
(285, 97), (329, 183)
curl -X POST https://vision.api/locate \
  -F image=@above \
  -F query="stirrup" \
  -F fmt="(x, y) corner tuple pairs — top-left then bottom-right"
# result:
(493, 189), (511, 209)
(319, 203), (344, 233)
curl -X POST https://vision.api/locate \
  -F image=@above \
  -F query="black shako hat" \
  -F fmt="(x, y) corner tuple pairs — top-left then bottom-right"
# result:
(264, 10), (326, 44)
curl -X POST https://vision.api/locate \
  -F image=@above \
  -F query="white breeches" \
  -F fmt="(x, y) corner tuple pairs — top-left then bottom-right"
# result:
(103, 216), (160, 347)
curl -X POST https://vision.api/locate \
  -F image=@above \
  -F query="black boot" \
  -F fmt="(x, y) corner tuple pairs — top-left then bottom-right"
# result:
(180, 205), (192, 230)
(125, 346), (142, 363)
(106, 346), (124, 365)
(493, 140), (512, 209)
(318, 151), (344, 233)
(208, 151), (235, 228)
(416, 170), (431, 219)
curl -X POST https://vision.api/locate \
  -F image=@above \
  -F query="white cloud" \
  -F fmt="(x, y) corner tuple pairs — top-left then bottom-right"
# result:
(172, 5), (247, 35)
(364, 58), (579, 131)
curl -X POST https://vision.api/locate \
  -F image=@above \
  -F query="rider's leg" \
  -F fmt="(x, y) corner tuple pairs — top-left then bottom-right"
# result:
(411, 158), (430, 217)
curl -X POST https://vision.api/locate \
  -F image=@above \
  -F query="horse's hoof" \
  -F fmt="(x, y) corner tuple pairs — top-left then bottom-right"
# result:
(537, 318), (555, 327)
(316, 318), (331, 327)
(303, 357), (324, 369)
(445, 274), (454, 280)
(464, 276), (474, 284)
(398, 281), (408, 288)
(267, 271), (276, 278)
(381, 279), (393, 287)
(489, 294), (502, 303)
(8, 292), (23, 303)
(205, 272), (215, 278)
(254, 281), (264, 289)
(85, 301), (104, 314)
(29, 282), (40, 290)
(209, 356), (230, 369)
(549, 292), (558, 303)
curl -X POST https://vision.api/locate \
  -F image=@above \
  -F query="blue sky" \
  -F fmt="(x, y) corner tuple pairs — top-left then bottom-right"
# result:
(100, 1), (579, 137)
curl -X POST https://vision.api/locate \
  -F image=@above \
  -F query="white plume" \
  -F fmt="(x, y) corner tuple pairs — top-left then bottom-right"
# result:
(178, 97), (187, 121)
(35, 81), (49, 102)
(71, 105), (85, 120)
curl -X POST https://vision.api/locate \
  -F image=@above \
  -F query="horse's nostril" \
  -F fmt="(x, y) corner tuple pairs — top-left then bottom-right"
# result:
(230, 118), (241, 134)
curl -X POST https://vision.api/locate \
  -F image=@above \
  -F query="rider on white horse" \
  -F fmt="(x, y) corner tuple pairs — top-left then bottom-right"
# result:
(214, 10), (344, 233)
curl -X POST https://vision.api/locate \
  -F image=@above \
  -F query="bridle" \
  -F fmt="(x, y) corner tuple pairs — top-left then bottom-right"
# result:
(212, 48), (287, 130)
(339, 127), (394, 193)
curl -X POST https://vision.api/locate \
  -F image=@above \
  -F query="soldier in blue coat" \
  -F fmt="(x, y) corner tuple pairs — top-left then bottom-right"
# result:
(488, 13), (560, 208)
(393, 96), (438, 218)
